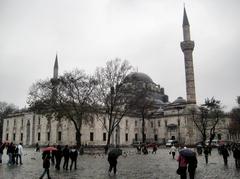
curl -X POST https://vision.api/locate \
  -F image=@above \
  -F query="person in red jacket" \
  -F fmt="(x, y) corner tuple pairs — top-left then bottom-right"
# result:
(177, 154), (188, 179)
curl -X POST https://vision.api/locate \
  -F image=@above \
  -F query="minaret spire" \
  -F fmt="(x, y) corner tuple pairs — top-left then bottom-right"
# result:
(183, 7), (189, 27)
(180, 7), (196, 104)
(53, 54), (58, 79)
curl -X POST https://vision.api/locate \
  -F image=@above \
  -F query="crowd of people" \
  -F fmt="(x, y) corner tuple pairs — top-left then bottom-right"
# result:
(0, 141), (23, 166)
(1, 140), (240, 178)
(40, 144), (79, 179)
(174, 142), (240, 179)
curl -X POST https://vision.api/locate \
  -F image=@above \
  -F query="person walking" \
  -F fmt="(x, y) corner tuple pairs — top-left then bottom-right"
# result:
(188, 152), (198, 179)
(69, 146), (78, 170)
(142, 145), (148, 155)
(36, 143), (40, 152)
(152, 144), (157, 154)
(170, 145), (177, 159)
(203, 147), (209, 164)
(0, 142), (6, 164)
(40, 155), (51, 179)
(177, 154), (188, 179)
(221, 145), (229, 165)
(107, 148), (122, 175)
(62, 145), (70, 170)
(55, 145), (62, 170)
(16, 143), (23, 165)
(233, 145), (240, 168)
(7, 143), (14, 166)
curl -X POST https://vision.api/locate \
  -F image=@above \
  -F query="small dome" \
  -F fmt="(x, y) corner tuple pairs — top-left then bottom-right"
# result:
(125, 72), (153, 83)
(173, 97), (187, 104)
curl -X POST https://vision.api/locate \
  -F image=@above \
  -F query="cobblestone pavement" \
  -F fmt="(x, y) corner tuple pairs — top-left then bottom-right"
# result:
(0, 148), (240, 179)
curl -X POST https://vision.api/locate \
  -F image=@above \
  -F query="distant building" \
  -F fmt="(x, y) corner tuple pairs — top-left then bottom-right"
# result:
(2, 8), (230, 146)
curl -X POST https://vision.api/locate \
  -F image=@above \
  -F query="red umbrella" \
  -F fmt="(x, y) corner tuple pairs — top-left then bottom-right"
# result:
(42, 146), (57, 152)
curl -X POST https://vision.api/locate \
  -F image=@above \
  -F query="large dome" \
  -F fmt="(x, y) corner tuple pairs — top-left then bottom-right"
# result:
(124, 72), (153, 83)
(123, 72), (169, 105)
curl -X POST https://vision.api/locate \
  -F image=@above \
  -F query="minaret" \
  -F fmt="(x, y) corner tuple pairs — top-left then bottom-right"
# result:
(53, 54), (58, 79)
(180, 7), (196, 104)
(51, 54), (59, 102)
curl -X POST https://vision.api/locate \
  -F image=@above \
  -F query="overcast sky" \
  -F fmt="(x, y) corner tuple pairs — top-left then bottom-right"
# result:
(0, 0), (240, 111)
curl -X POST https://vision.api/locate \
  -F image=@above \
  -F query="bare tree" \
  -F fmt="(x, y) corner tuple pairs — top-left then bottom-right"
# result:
(0, 101), (18, 141)
(94, 59), (132, 148)
(27, 69), (97, 147)
(127, 87), (159, 144)
(228, 96), (240, 141)
(188, 97), (224, 147)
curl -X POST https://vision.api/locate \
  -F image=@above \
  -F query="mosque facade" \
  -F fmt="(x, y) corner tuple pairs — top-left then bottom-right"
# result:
(2, 9), (230, 146)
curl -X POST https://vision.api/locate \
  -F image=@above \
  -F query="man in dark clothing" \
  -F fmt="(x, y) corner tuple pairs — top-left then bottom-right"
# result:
(104, 145), (109, 155)
(42, 151), (50, 160)
(203, 147), (208, 164)
(51, 145), (56, 165)
(40, 155), (51, 179)
(7, 143), (14, 165)
(142, 145), (148, 155)
(108, 155), (117, 175)
(233, 146), (240, 168)
(188, 153), (198, 179)
(36, 143), (40, 152)
(221, 145), (229, 165)
(62, 145), (70, 170)
(55, 145), (62, 170)
(152, 144), (157, 154)
(69, 146), (78, 170)
(0, 142), (5, 164)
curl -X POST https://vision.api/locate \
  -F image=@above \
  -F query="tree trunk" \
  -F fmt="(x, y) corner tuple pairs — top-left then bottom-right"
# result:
(76, 130), (81, 148)
(107, 131), (111, 146)
(142, 114), (145, 143)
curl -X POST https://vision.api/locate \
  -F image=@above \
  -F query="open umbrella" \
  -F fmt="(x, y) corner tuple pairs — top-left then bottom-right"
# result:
(179, 148), (195, 157)
(42, 146), (57, 152)
(108, 148), (122, 158)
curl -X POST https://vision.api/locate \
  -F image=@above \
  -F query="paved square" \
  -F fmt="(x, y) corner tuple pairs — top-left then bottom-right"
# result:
(0, 148), (240, 179)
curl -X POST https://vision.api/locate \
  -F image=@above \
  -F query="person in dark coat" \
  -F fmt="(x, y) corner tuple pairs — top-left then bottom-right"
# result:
(36, 143), (40, 152)
(51, 145), (56, 165)
(142, 145), (148, 155)
(69, 146), (78, 170)
(42, 151), (50, 159)
(104, 145), (109, 155)
(136, 145), (141, 154)
(108, 150), (121, 175)
(62, 145), (70, 170)
(0, 142), (6, 164)
(152, 144), (157, 154)
(203, 147), (209, 164)
(233, 145), (240, 168)
(7, 143), (16, 165)
(12, 144), (17, 165)
(188, 153), (198, 179)
(221, 145), (229, 165)
(55, 145), (62, 170)
(40, 155), (51, 179)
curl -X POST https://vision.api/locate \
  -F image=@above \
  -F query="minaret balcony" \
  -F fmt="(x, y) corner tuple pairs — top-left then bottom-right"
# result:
(181, 41), (195, 51)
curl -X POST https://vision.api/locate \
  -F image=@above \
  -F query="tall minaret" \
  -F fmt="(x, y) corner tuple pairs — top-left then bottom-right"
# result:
(180, 7), (196, 104)
(53, 54), (58, 79)
(51, 54), (59, 102)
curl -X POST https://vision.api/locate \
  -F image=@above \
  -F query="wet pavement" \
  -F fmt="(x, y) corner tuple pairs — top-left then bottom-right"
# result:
(0, 147), (240, 179)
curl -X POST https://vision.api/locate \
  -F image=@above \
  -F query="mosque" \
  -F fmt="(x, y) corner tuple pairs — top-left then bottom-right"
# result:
(1, 8), (229, 146)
